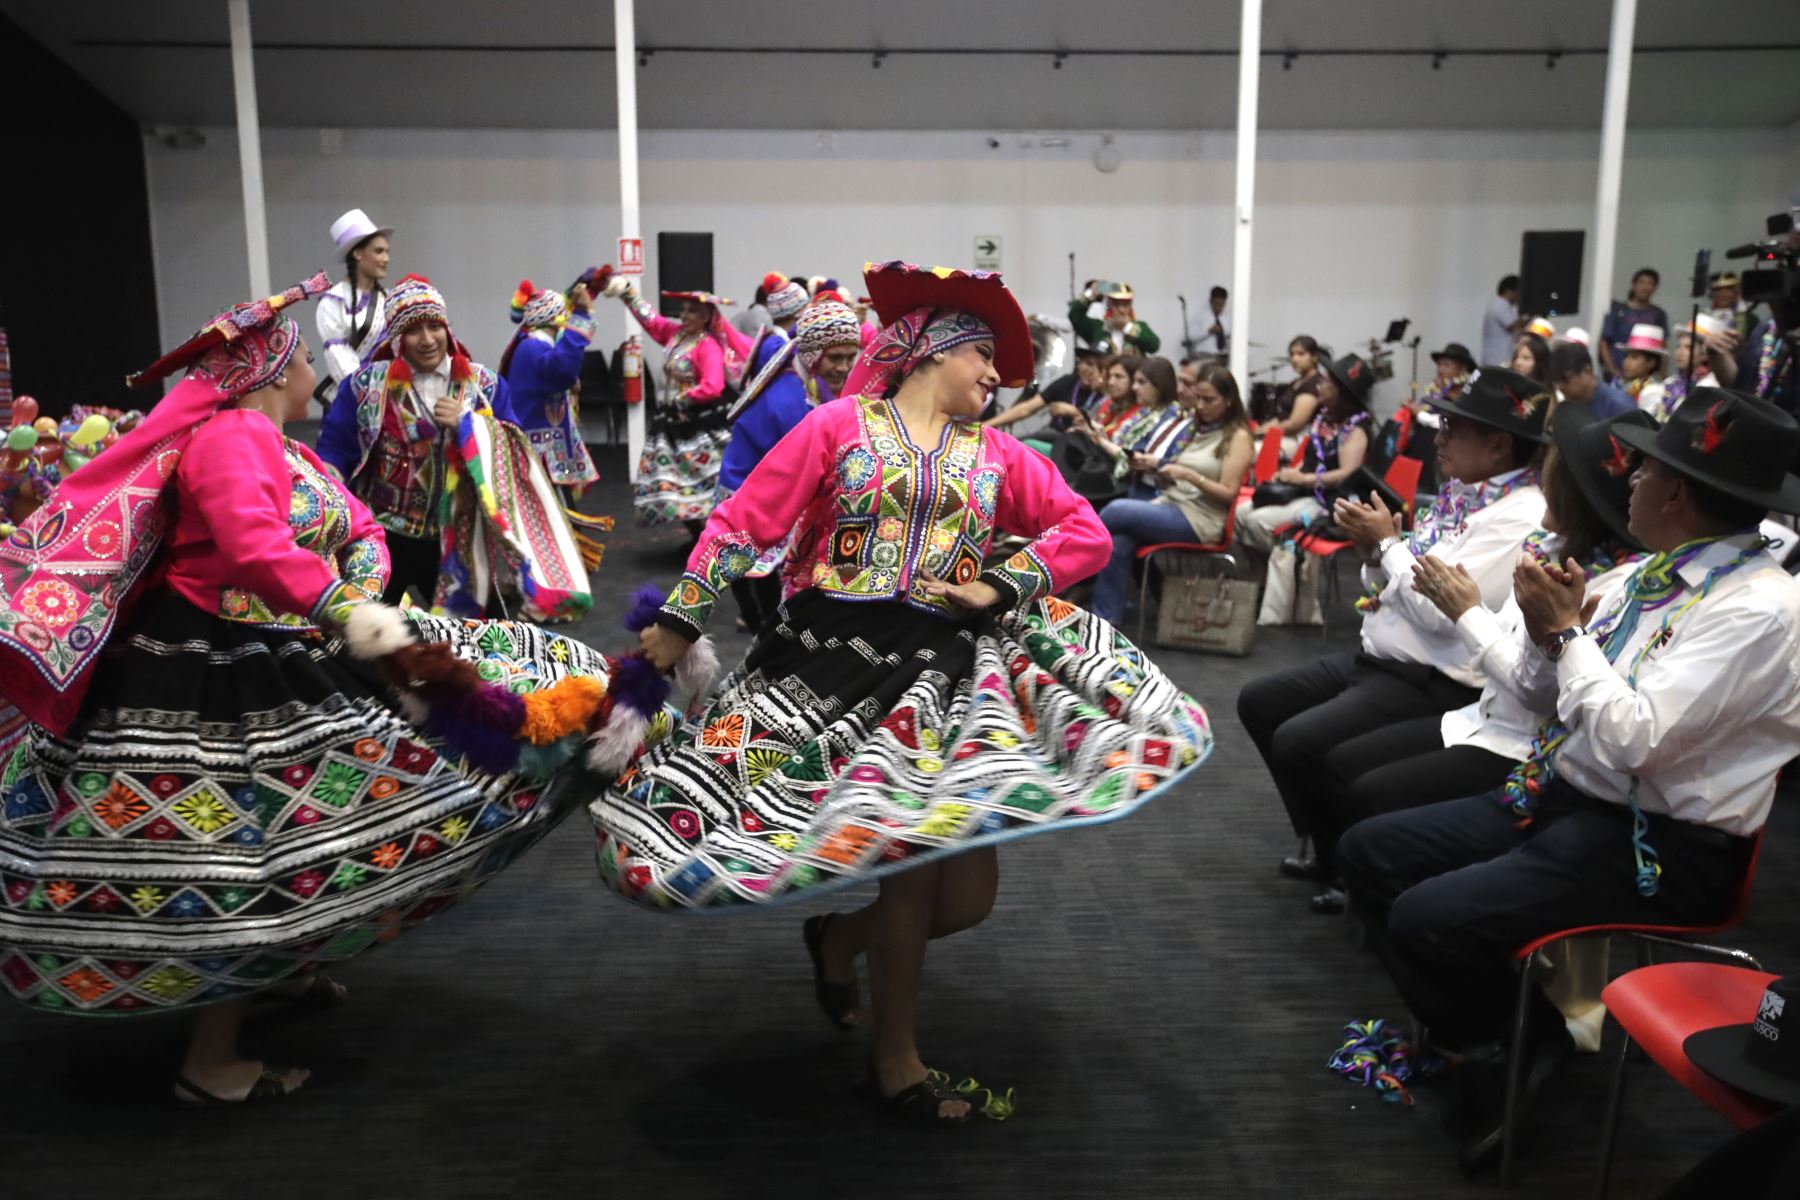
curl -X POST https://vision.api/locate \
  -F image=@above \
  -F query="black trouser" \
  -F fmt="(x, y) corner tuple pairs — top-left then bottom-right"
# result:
(1317, 715), (1516, 873)
(382, 532), (441, 607)
(1338, 779), (1753, 1051)
(729, 575), (783, 636)
(1236, 650), (1479, 873)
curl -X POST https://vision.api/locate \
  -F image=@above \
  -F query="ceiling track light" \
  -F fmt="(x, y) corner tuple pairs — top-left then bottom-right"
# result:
(1431, 52), (1446, 70)
(1052, 51), (1068, 70)
(637, 49), (651, 67)
(1545, 51), (1562, 70)
(1282, 51), (1297, 71)
(871, 50), (887, 69)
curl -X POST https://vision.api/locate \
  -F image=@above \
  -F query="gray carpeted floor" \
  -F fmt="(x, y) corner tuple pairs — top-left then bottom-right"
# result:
(2, 445), (1792, 1199)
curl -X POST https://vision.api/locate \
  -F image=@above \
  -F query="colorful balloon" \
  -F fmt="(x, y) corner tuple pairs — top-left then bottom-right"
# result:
(5, 425), (37, 452)
(32, 417), (56, 437)
(10, 396), (37, 427)
(68, 414), (111, 448)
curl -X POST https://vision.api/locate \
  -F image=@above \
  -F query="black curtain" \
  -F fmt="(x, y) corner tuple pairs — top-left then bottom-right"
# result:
(0, 15), (161, 416)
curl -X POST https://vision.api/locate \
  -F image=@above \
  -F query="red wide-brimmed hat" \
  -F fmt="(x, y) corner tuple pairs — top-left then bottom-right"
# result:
(862, 260), (1034, 387)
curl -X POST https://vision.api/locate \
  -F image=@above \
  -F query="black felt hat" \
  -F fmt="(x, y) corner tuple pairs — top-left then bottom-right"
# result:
(1610, 387), (1800, 514)
(1321, 353), (1375, 409)
(1427, 366), (1552, 445)
(1685, 973), (1800, 1108)
(1549, 407), (1651, 550)
(1429, 341), (1477, 372)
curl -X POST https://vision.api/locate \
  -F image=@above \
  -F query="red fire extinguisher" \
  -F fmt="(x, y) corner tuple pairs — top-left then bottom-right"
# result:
(623, 335), (642, 405)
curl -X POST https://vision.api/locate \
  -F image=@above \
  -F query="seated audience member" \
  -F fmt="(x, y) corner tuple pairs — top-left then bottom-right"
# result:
(1511, 332), (1552, 385)
(1074, 356), (1191, 500)
(987, 345), (1107, 443)
(1234, 353), (1373, 555)
(1303, 410), (1651, 914)
(1237, 368), (1549, 889)
(1090, 361), (1253, 622)
(1547, 341), (1636, 420)
(1262, 335), (1327, 457)
(1337, 388), (1800, 1172)
(1616, 323), (1669, 415)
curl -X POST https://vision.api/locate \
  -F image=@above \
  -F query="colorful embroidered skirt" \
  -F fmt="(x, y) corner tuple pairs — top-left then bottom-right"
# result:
(634, 416), (729, 527)
(0, 595), (606, 1014)
(590, 591), (1211, 909)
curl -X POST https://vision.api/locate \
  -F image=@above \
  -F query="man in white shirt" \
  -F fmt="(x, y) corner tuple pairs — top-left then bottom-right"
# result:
(1480, 275), (1525, 367)
(1338, 387), (1800, 1171)
(1237, 368), (1550, 909)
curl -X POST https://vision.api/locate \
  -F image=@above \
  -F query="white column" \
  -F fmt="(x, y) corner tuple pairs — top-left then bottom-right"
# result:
(615, 0), (644, 480)
(1588, 0), (1637, 330)
(1228, 0), (1263, 378)
(227, 0), (270, 297)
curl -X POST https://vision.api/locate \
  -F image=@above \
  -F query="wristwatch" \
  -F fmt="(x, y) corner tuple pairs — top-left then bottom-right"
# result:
(1374, 534), (1404, 557)
(1540, 624), (1589, 662)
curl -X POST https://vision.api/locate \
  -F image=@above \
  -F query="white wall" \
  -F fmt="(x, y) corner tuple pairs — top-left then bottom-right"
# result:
(143, 126), (1795, 410)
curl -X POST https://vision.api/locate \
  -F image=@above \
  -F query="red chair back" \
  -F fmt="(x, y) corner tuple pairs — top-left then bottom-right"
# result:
(1382, 455), (1423, 512)
(1393, 404), (1416, 454)
(1253, 427), (1283, 484)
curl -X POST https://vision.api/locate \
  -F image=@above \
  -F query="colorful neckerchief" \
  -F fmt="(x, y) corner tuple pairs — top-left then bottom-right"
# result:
(1307, 410), (1371, 503)
(1498, 534), (1761, 897)
(1409, 467), (1539, 556)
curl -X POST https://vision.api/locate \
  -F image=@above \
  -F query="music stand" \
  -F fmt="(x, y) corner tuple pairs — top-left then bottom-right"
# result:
(1382, 318), (1411, 344)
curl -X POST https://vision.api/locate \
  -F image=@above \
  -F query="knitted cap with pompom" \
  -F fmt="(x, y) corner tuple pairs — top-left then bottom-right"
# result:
(764, 271), (809, 321)
(510, 279), (535, 325)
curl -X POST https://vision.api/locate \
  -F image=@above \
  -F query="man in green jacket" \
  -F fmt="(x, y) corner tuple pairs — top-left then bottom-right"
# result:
(1069, 280), (1159, 355)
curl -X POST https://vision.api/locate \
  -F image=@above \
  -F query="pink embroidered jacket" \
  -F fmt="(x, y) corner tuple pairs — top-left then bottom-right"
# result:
(163, 409), (390, 630)
(623, 293), (751, 406)
(657, 393), (1108, 638)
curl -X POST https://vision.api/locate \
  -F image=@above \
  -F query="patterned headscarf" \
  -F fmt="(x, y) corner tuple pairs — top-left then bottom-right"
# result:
(793, 299), (864, 371)
(840, 306), (995, 399)
(763, 272), (809, 321)
(0, 274), (331, 733)
(510, 279), (569, 331)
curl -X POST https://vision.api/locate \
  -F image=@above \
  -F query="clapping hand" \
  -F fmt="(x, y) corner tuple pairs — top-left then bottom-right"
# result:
(1411, 555), (1483, 621)
(1332, 494), (1400, 559)
(1513, 554), (1599, 646)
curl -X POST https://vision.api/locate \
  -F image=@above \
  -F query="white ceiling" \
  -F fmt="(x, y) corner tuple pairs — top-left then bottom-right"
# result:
(7, 0), (1800, 131)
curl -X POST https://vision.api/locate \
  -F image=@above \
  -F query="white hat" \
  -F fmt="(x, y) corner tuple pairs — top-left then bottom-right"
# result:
(1561, 326), (1591, 348)
(330, 208), (393, 252)
(1524, 317), (1556, 341)
(1687, 312), (1728, 341)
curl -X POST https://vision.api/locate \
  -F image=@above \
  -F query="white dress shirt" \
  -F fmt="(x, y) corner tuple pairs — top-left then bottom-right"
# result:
(1359, 468), (1547, 687)
(1444, 556), (1638, 760)
(315, 280), (388, 385)
(1510, 533), (1800, 836)
(411, 355), (453, 411)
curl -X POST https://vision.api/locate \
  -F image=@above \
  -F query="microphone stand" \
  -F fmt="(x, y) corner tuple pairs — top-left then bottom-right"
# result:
(1068, 253), (1076, 301)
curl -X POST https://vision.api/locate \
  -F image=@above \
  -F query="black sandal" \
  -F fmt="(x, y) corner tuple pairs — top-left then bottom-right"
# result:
(253, 973), (348, 1010)
(862, 1070), (973, 1126)
(802, 913), (859, 1031)
(173, 1066), (307, 1105)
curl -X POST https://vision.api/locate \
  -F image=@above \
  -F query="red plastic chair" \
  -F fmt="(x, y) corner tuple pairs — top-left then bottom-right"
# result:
(1132, 498), (1240, 646)
(1281, 454), (1426, 621)
(1251, 427), (1284, 486)
(1497, 833), (1765, 1186)
(1591, 962), (1780, 1198)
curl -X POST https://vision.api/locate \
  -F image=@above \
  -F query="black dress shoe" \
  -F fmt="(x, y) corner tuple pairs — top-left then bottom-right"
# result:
(1279, 853), (1327, 881)
(1309, 887), (1346, 915)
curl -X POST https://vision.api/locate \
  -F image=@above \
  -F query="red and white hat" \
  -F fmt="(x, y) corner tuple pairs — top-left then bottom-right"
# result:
(1622, 323), (1667, 359)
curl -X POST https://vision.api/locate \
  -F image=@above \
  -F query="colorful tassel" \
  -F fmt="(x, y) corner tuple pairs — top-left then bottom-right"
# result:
(623, 584), (667, 632)
(608, 652), (672, 718)
(520, 675), (607, 745)
(510, 279), (535, 324)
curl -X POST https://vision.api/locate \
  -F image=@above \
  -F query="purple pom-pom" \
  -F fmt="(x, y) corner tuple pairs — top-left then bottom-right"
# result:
(623, 583), (667, 633)
(460, 682), (528, 731)
(609, 653), (672, 718)
(421, 683), (526, 776)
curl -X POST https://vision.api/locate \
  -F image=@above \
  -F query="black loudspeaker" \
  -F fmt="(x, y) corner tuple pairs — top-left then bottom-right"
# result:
(1518, 230), (1585, 316)
(657, 232), (714, 318)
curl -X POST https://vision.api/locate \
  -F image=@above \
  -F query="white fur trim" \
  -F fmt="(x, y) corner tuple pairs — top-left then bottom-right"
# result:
(672, 635), (720, 704)
(342, 603), (416, 661)
(395, 692), (428, 725)
(601, 276), (631, 300)
(586, 708), (649, 776)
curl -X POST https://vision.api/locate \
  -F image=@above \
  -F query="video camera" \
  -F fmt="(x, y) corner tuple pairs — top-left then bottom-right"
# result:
(1725, 210), (1800, 319)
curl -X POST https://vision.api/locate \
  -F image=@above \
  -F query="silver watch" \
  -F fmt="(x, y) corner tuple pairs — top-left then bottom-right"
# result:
(1375, 534), (1404, 557)
(1541, 624), (1588, 662)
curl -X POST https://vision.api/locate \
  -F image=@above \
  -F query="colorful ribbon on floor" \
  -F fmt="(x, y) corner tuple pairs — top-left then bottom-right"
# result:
(1327, 1019), (1417, 1108)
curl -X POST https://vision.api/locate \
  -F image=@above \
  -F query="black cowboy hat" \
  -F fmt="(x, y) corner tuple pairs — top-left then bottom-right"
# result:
(1427, 366), (1552, 445)
(1610, 387), (1800, 515)
(1429, 341), (1477, 372)
(1321, 353), (1375, 409)
(1550, 407), (1651, 550)
(1684, 973), (1800, 1108)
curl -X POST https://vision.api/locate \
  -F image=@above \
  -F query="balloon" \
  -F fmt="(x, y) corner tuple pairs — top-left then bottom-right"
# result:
(5, 425), (36, 452)
(68, 414), (110, 448)
(64, 452), (90, 472)
(32, 418), (56, 437)
(10, 396), (37, 427)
